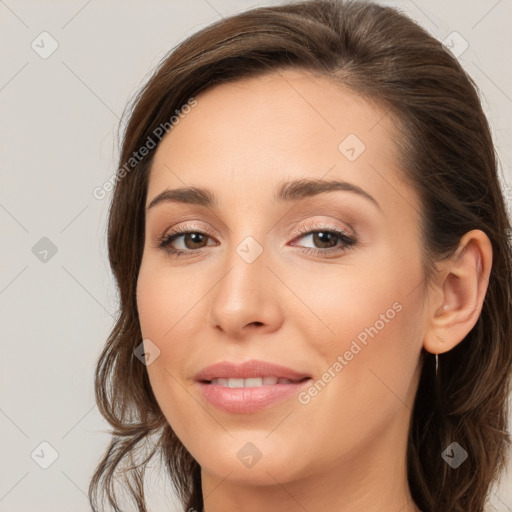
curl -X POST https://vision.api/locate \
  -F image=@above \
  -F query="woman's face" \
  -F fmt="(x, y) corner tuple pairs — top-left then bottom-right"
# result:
(137, 69), (429, 490)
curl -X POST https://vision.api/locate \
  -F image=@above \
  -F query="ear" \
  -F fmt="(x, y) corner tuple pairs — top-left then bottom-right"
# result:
(423, 229), (493, 356)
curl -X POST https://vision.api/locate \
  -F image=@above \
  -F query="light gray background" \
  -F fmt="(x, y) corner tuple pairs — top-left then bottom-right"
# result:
(1, 1), (511, 511)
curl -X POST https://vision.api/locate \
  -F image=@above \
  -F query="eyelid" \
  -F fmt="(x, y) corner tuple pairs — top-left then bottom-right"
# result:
(159, 221), (216, 239)
(290, 218), (353, 237)
(154, 217), (357, 260)
(158, 217), (353, 242)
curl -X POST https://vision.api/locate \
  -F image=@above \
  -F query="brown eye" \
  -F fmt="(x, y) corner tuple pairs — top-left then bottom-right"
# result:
(290, 224), (357, 256)
(155, 223), (356, 259)
(180, 232), (209, 250)
(309, 231), (340, 249)
(156, 228), (218, 257)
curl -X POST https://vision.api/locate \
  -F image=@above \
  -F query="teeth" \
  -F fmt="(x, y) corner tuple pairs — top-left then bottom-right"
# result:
(209, 377), (295, 387)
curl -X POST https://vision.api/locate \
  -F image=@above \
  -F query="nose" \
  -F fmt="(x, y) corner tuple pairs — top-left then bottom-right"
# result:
(207, 237), (284, 339)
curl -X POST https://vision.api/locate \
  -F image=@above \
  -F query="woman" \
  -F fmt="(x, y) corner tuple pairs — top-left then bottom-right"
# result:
(88, 1), (512, 511)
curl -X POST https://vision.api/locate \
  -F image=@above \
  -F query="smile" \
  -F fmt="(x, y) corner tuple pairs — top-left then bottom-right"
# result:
(208, 376), (305, 387)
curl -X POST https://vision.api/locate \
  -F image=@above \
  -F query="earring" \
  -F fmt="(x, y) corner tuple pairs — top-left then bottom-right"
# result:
(435, 353), (439, 376)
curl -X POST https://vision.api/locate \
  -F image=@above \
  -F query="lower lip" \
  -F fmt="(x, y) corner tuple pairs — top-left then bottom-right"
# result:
(197, 379), (312, 413)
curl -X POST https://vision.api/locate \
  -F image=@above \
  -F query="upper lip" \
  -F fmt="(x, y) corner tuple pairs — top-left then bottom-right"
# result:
(194, 360), (312, 383)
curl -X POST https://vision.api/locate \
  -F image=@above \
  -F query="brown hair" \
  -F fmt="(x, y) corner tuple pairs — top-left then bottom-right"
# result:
(88, 1), (512, 511)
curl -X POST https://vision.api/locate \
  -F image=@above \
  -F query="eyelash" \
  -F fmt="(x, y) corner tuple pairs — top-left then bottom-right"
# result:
(154, 221), (357, 259)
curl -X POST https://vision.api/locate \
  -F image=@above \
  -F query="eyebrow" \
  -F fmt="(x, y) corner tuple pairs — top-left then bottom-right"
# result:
(146, 178), (381, 212)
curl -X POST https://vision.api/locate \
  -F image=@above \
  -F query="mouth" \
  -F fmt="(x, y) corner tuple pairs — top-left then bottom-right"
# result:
(194, 360), (313, 413)
(194, 359), (312, 384)
(201, 376), (311, 387)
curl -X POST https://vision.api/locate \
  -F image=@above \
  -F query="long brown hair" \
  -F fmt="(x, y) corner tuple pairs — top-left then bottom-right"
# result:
(88, 1), (512, 511)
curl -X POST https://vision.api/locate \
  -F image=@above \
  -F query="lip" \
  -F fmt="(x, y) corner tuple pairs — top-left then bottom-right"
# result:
(194, 359), (311, 382)
(194, 360), (312, 414)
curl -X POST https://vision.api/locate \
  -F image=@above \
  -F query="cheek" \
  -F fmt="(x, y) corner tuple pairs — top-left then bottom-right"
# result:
(136, 259), (205, 342)
(292, 276), (421, 467)
(293, 249), (422, 409)
(136, 259), (219, 434)
(285, 247), (412, 351)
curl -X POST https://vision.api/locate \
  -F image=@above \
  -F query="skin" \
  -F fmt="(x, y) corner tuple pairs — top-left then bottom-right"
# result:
(136, 69), (492, 512)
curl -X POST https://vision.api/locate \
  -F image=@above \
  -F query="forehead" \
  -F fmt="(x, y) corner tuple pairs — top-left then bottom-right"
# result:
(147, 69), (418, 216)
